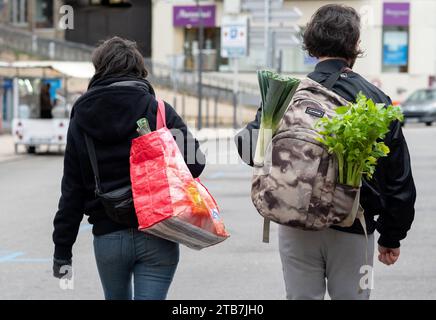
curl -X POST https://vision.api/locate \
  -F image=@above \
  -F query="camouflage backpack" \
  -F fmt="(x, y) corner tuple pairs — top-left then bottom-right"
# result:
(251, 76), (365, 240)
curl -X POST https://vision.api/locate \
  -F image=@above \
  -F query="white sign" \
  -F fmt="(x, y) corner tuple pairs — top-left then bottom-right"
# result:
(221, 15), (249, 58)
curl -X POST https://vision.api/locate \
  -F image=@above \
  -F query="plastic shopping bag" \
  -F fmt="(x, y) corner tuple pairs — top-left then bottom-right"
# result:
(129, 99), (229, 250)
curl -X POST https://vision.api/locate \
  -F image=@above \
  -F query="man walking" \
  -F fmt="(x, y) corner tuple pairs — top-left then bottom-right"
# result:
(235, 4), (416, 300)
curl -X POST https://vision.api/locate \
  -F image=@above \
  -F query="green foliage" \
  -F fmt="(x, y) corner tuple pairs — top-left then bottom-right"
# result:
(316, 93), (404, 187)
(254, 70), (300, 164)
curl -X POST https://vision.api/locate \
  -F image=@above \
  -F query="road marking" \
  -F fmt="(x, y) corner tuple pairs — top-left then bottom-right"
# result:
(79, 224), (92, 233)
(0, 225), (92, 264)
(7, 258), (51, 263)
(0, 252), (50, 263)
(207, 171), (225, 179)
(0, 252), (25, 262)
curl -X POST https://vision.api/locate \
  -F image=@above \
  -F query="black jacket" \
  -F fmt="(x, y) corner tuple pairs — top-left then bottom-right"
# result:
(53, 76), (206, 260)
(235, 59), (416, 248)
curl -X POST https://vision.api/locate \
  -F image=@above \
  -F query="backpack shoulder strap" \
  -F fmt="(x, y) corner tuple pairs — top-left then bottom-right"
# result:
(156, 98), (166, 129)
(84, 133), (102, 194)
(322, 66), (353, 90)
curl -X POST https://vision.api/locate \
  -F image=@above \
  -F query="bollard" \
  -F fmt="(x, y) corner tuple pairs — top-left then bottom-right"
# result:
(206, 97), (210, 128)
(182, 93), (186, 119)
(173, 95), (177, 112)
(214, 95), (218, 128)
(233, 91), (238, 129)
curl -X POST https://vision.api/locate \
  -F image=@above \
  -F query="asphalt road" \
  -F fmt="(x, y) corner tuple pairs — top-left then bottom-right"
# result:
(0, 125), (435, 300)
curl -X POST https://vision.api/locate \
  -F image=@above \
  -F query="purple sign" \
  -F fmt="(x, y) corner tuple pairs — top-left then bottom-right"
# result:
(173, 5), (216, 27)
(383, 2), (410, 26)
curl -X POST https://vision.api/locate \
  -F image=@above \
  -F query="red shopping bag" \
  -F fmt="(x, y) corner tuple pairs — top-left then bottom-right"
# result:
(130, 98), (229, 249)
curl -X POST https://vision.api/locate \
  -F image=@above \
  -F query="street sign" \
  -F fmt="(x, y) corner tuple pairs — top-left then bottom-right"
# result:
(221, 15), (249, 58)
(240, 0), (302, 67)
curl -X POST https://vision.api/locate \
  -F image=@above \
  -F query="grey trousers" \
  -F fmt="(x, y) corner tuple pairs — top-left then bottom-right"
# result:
(278, 225), (375, 300)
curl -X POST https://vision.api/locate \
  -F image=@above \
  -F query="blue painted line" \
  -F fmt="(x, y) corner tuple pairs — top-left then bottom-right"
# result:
(207, 171), (225, 179)
(0, 252), (25, 262)
(0, 224), (92, 264)
(79, 224), (92, 233)
(9, 258), (51, 263)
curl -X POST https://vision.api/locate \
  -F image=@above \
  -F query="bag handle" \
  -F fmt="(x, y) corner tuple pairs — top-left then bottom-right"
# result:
(84, 133), (102, 195)
(156, 98), (166, 129)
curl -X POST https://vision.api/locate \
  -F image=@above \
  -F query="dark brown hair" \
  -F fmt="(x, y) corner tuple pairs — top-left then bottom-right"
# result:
(91, 36), (148, 80)
(303, 4), (363, 61)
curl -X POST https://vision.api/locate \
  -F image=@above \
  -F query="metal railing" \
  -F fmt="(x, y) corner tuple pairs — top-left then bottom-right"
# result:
(144, 59), (259, 108)
(0, 24), (93, 61)
(0, 24), (260, 127)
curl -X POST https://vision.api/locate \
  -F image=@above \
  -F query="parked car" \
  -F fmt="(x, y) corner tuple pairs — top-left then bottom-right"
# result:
(401, 88), (436, 126)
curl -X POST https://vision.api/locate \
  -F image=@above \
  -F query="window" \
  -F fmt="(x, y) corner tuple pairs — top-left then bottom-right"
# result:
(184, 27), (224, 71)
(382, 26), (409, 73)
(9, 0), (28, 25)
(405, 89), (436, 103)
(35, 0), (53, 28)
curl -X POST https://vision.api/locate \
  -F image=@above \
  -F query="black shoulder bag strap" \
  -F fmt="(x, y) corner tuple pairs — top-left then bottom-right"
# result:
(84, 133), (102, 195)
(323, 66), (353, 90)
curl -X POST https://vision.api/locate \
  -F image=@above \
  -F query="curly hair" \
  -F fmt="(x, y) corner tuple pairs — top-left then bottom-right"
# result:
(303, 4), (363, 61)
(91, 36), (148, 80)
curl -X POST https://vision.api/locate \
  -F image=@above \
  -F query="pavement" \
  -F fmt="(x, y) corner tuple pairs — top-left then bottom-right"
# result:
(0, 124), (435, 300)
(0, 134), (21, 163)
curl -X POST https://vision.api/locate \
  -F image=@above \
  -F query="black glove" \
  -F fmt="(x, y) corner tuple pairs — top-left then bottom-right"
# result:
(53, 257), (73, 279)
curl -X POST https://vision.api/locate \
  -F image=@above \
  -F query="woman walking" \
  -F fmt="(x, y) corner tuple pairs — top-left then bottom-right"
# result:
(52, 37), (205, 300)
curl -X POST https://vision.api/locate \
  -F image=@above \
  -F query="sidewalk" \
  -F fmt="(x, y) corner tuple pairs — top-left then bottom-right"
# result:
(0, 134), (21, 163)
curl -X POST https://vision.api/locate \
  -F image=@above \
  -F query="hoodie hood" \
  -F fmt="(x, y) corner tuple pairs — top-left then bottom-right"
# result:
(71, 76), (156, 143)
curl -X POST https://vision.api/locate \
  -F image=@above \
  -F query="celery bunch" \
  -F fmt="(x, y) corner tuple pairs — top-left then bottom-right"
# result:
(316, 93), (404, 187)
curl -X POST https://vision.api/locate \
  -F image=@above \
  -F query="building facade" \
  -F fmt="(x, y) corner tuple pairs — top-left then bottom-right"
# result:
(152, 0), (436, 101)
(1, 0), (435, 101)
(0, 0), (153, 56)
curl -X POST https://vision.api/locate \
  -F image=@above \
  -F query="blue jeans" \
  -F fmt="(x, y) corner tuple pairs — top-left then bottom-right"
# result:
(93, 228), (179, 300)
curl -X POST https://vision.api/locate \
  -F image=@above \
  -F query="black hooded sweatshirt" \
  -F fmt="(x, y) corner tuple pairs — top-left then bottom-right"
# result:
(52, 76), (206, 260)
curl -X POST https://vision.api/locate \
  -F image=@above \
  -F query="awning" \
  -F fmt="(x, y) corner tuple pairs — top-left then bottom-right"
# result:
(0, 61), (95, 79)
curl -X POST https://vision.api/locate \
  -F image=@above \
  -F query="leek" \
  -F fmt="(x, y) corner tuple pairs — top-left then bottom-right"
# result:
(253, 70), (300, 165)
(137, 118), (151, 136)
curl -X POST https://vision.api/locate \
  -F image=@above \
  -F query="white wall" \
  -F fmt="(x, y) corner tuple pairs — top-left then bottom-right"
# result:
(408, 0), (436, 76)
(152, 0), (177, 64)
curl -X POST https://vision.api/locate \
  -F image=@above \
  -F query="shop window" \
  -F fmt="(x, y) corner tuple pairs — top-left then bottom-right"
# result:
(382, 26), (409, 73)
(184, 27), (227, 71)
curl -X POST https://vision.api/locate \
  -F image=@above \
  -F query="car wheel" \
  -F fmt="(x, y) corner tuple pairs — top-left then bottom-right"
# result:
(425, 122), (433, 127)
(26, 146), (36, 154)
